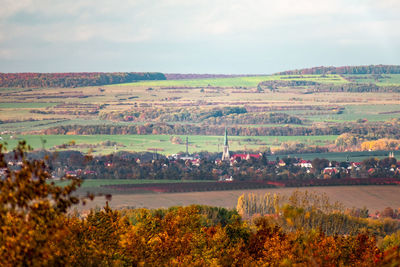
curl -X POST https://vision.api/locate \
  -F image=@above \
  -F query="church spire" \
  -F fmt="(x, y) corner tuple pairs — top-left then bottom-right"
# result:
(224, 127), (228, 146)
(221, 127), (230, 161)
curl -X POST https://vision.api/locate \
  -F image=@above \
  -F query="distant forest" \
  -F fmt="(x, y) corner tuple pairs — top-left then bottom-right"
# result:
(258, 80), (400, 92)
(276, 65), (400, 75)
(39, 120), (400, 139)
(0, 72), (166, 88)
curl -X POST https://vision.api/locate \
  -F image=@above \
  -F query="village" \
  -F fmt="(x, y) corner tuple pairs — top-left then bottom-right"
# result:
(2, 131), (400, 182)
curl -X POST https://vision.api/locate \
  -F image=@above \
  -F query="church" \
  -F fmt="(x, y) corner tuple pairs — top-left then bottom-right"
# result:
(221, 128), (230, 161)
(219, 128), (261, 164)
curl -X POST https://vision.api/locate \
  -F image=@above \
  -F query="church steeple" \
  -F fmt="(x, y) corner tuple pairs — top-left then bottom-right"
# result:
(224, 127), (228, 146)
(221, 127), (230, 161)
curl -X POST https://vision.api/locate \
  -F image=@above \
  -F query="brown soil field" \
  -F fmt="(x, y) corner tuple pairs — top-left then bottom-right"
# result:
(77, 185), (400, 213)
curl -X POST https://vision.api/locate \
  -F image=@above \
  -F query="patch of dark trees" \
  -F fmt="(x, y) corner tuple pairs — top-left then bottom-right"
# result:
(258, 80), (400, 93)
(259, 80), (319, 88)
(39, 120), (400, 139)
(311, 83), (400, 93)
(0, 72), (166, 88)
(100, 106), (302, 125)
(276, 65), (400, 75)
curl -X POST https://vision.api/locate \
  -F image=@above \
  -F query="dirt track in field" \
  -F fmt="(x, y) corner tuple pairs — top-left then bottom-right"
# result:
(77, 185), (400, 213)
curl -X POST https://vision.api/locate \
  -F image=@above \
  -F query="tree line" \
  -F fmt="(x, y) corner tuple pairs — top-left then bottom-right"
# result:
(100, 107), (303, 125)
(311, 83), (400, 93)
(258, 80), (400, 92)
(0, 72), (166, 88)
(276, 65), (400, 75)
(237, 191), (400, 237)
(38, 120), (400, 139)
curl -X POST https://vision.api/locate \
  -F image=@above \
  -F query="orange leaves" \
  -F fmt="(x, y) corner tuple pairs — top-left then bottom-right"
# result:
(0, 141), (88, 266)
(244, 218), (382, 266)
(361, 138), (400, 151)
(2, 143), (400, 265)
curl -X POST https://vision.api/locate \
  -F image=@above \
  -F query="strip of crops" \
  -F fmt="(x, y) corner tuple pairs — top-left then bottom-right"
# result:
(102, 181), (276, 193)
(102, 177), (400, 193)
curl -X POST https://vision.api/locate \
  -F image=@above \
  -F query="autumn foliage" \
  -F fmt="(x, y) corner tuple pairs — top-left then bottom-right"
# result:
(2, 143), (400, 266)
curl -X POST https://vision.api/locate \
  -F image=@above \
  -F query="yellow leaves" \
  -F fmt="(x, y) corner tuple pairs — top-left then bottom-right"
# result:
(361, 138), (400, 151)
(147, 235), (162, 246)
(286, 217), (294, 226)
(0, 141), (91, 266)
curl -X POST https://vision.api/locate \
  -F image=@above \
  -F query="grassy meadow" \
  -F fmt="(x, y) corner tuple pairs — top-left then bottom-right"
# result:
(2, 134), (396, 162)
(117, 74), (347, 87)
(343, 74), (400, 86)
(54, 179), (214, 188)
(0, 134), (337, 155)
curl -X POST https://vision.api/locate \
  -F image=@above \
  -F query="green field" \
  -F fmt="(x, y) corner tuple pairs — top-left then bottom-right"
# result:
(55, 179), (214, 188)
(0, 102), (58, 108)
(1, 73), (400, 155)
(0, 119), (68, 132)
(0, 134), (338, 155)
(305, 104), (400, 123)
(0, 119), (143, 132)
(117, 74), (347, 88)
(343, 74), (400, 86)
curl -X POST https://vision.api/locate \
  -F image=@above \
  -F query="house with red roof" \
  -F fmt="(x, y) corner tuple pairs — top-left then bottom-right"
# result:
(299, 160), (312, 168)
(230, 153), (261, 165)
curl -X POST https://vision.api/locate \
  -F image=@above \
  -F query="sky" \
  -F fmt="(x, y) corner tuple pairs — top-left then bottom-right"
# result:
(0, 0), (399, 74)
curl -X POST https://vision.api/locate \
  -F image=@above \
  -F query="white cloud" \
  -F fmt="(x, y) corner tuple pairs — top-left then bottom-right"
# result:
(0, 49), (13, 59)
(0, 0), (32, 19)
(0, 0), (399, 72)
(3, 0), (399, 43)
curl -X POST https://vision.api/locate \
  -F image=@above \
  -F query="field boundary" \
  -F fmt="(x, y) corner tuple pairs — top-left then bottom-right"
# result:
(101, 177), (400, 193)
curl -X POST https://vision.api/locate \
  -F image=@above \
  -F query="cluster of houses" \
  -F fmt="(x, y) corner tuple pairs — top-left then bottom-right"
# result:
(65, 169), (96, 177)
(2, 129), (399, 181)
(168, 154), (201, 166)
(213, 130), (400, 179)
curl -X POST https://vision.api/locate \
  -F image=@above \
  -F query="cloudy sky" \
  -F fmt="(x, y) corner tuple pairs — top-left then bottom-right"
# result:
(1, 0), (399, 73)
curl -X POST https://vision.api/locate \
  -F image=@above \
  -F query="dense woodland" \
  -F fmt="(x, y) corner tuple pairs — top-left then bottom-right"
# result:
(276, 65), (400, 75)
(259, 80), (400, 93)
(311, 83), (400, 93)
(0, 72), (166, 88)
(38, 119), (400, 140)
(99, 107), (303, 125)
(2, 144), (400, 266)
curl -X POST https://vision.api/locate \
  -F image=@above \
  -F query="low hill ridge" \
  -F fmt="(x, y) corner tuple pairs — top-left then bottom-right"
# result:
(0, 72), (166, 88)
(276, 65), (400, 75)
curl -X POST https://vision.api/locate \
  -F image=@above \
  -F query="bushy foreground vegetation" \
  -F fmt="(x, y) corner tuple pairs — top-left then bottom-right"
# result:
(2, 142), (400, 266)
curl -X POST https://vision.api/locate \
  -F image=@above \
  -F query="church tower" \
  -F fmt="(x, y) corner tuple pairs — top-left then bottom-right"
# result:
(221, 128), (230, 161)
